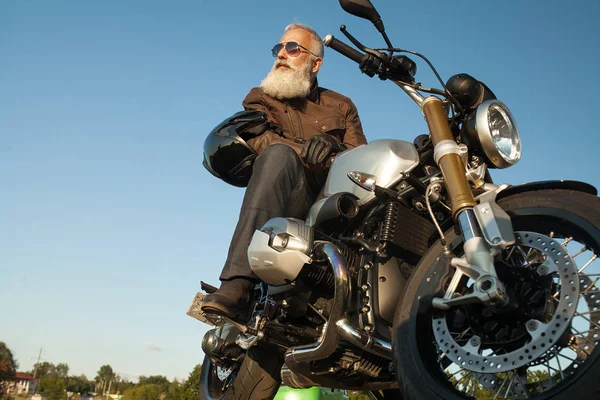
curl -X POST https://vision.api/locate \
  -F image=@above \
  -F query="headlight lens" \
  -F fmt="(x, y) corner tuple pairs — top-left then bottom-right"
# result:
(476, 100), (522, 168)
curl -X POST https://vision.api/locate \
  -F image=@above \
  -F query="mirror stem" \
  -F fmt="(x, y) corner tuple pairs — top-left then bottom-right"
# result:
(381, 30), (393, 54)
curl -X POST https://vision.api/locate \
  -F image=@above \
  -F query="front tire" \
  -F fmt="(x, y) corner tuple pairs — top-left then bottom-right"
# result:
(393, 189), (600, 399)
(199, 345), (283, 400)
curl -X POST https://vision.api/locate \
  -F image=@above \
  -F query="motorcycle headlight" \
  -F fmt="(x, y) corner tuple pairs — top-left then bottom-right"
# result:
(474, 100), (522, 168)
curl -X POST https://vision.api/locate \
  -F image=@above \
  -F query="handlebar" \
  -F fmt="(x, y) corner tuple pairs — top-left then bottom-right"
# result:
(323, 34), (425, 107)
(323, 34), (364, 64)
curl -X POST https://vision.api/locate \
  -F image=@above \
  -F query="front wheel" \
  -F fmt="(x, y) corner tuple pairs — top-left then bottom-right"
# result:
(199, 345), (283, 400)
(393, 189), (600, 399)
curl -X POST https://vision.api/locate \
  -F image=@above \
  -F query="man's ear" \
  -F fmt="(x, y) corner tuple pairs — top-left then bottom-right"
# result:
(312, 57), (323, 74)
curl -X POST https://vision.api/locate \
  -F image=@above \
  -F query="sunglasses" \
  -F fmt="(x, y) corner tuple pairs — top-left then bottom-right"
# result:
(271, 41), (319, 58)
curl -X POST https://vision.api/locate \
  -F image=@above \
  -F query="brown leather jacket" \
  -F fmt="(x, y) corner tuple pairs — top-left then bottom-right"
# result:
(242, 82), (367, 169)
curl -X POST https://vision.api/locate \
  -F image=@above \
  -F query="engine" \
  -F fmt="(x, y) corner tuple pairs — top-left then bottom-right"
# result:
(247, 217), (314, 286)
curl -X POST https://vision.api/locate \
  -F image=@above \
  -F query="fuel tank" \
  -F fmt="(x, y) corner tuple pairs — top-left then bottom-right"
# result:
(323, 139), (419, 205)
(306, 140), (419, 227)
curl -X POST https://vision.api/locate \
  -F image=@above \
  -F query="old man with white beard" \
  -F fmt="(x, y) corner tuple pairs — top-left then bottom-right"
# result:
(201, 23), (367, 321)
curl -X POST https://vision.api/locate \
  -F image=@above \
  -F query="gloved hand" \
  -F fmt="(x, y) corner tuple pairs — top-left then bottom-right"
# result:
(300, 134), (346, 166)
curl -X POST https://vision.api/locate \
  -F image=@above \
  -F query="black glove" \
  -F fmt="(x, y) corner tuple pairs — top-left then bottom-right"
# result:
(300, 134), (346, 166)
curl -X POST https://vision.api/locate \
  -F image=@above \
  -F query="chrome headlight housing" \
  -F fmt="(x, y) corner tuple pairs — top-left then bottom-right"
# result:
(473, 100), (522, 168)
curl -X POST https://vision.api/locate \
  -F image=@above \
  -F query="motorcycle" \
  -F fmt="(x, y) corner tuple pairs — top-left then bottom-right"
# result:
(188, 0), (600, 398)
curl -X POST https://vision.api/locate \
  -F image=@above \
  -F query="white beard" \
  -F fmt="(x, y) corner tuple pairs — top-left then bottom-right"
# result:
(260, 60), (313, 100)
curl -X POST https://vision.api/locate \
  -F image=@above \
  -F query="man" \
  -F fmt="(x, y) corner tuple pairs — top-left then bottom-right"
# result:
(201, 23), (367, 320)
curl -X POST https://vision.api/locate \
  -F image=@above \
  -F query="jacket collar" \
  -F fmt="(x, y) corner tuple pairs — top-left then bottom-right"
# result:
(307, 78), (320, 104)
(275, 78), (320, 105)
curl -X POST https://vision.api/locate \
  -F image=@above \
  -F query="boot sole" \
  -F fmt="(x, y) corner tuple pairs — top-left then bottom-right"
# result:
(200, 301), (247, 322)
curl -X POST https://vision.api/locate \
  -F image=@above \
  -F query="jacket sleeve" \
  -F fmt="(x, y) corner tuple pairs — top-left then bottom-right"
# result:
(245, 130), (304, 156)
(242, 87), (270, 117)
(342, 99), (367, 149)
(241, 87), (305, 156)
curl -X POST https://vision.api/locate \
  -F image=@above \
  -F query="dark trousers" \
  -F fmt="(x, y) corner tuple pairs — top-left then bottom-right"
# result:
(219, 144), (317, 282)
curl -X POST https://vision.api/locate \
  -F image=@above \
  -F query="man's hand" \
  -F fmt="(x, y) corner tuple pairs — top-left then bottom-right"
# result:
(300, 134), (346, 166)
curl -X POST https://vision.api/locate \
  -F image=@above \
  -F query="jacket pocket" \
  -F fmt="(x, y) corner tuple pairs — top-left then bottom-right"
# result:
(313, 116), (346, 141)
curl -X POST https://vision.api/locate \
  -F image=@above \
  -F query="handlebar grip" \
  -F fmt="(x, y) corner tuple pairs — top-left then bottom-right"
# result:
(323, 34), (364, 64)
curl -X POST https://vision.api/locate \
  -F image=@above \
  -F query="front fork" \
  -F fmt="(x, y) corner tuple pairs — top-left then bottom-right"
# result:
(421, 97), (513, 310)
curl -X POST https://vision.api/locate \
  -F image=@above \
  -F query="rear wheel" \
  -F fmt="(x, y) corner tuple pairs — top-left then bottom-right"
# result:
(199, 345), (283, 400)
(393, 189), (600, 399)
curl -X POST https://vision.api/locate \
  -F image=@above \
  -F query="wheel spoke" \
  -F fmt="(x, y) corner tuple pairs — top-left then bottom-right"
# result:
(517, 246), (529, 264)
(555, 352), (565, 380)
(452, 327), (474, 342)
(492, 372), (511, 400)
(561, 237), (574, 247)
(506, 246), (518, 260)
(570, 327), (597, 335)
(582, 277), (600, 294)
(447, 368), (467, 380)
(575, 310), (600, 316)
(578, 254), (598, 274)
(571, 327), (597, 347)
(503, 371), (517, 399)
(525, 248), (546, 265)
(571, 246), (589, 259)
(574, 312), (600, 329)
(558, 352), (578, 364)
(543, 360), (561, 375)
(524, 247), (535, 264)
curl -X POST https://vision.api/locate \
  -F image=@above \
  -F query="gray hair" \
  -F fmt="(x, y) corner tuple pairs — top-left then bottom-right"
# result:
(284, 23), (324, 58)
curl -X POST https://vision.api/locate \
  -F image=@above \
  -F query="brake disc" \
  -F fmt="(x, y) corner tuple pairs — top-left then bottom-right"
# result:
(432, 231), (580, 373)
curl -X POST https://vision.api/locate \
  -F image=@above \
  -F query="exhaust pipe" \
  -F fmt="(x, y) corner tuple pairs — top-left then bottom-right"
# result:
(335, 319), (392, 360)
(284, 242), (350, 365)
(283, 242), (394, 389)
(283, 243), (349, 388)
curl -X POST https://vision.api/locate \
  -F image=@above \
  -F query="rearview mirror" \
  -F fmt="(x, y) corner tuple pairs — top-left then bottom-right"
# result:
(339, 0), (381, 24)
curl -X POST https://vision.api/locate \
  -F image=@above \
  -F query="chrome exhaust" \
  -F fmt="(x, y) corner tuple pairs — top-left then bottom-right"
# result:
(335, 318), (392, 360)
(284, 242), (350, 365)
(283, 242), (394, 388)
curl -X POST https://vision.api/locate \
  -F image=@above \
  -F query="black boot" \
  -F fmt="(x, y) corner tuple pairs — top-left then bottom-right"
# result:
(201, 278), (253, 321)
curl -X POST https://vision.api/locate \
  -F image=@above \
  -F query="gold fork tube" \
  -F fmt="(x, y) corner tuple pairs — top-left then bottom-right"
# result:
(422, 97), (476, 219)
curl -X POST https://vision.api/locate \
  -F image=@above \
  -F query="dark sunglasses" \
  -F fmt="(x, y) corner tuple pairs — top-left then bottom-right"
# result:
(271, 41), (318, 58)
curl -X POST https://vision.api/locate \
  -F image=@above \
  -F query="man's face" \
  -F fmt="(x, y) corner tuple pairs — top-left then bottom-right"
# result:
(274, 29), (322, 75)
(260, 28), (323, 100)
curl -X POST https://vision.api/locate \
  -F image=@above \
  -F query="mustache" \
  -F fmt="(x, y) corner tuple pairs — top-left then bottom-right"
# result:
(273, 60), (295, 70)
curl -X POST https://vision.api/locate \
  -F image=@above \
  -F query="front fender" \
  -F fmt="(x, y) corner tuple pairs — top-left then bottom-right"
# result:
(496, 180), (597, 200)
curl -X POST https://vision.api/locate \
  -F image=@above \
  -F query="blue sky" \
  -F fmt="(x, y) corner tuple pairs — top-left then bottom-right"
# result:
(1, 0), (599, 382)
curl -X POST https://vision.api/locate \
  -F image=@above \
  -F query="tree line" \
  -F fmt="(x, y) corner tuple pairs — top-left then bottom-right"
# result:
(2, 341), (398, 400)
(1, 342), (201, 400)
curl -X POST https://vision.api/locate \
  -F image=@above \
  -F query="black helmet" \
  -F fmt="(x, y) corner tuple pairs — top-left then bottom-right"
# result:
(203, 110), (270, 187)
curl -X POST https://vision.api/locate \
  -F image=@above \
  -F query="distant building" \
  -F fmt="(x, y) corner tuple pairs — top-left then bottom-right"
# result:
(3, 372), (38, 396)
